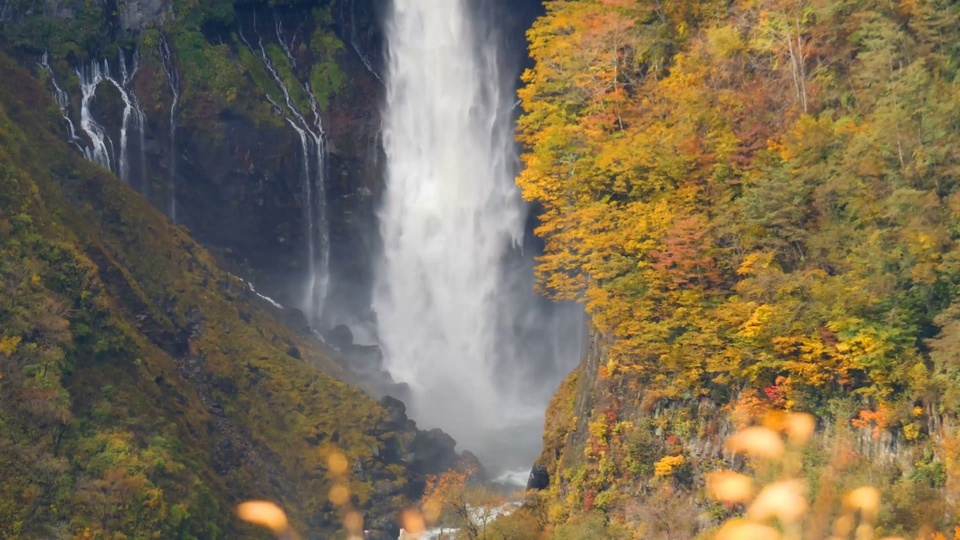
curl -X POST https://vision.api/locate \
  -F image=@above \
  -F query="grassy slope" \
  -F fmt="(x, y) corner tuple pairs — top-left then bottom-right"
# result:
(0, 51), (409, 539)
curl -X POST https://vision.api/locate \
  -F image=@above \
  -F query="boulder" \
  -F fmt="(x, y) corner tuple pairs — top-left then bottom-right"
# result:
(527, 462), (549, 490)
(327, 324), (354, 349)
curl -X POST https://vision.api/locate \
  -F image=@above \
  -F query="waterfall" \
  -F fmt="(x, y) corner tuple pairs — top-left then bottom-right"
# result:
(105, 51), (146, 190)
(240, 17), (330, 326)
(376, 0), (582, 471)
(158, 34), (180, 223)
(76, 60), (115, 171)
(48, 52), (145, 190)
(346, 0), (383, 84)
(38, 53), (84, 153)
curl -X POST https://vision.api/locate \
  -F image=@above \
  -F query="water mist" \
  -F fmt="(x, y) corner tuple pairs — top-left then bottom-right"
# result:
(375, 0), (582, 473)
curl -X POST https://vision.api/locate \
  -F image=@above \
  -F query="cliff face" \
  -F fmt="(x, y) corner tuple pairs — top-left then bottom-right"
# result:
(1, 0), (386, 326)
(533, 322), (953, 537)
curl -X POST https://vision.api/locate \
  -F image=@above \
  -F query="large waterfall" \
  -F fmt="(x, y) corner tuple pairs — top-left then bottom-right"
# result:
(376, 0), (582, 472)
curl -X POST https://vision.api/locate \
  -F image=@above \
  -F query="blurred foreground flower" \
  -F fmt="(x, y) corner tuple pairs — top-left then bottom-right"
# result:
(400, 507), (426, 533)
(708, 412), (913, 540)
(706, 470), (754, 504)
(726, 426), (785, 459)
(747, 480), (807, 523)
(716, 519), (782, 540)
(237, 500), (299, 539)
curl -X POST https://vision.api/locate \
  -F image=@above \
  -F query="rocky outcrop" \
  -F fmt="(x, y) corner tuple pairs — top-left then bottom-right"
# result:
(119, 0), (171, 32)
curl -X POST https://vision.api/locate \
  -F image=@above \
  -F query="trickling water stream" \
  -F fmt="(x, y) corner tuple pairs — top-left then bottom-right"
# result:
(376, 0), (582, 472)
(239, 17), (331, 327)
(38, 53), (83, 153)
(158, 34), (180, 222)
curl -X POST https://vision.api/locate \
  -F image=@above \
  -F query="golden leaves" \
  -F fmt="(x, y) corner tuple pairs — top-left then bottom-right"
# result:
(0, 335), (21, 356)
(653, 454), (686, 477)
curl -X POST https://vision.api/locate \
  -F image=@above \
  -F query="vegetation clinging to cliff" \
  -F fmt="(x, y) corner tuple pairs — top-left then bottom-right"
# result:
(519, 0), (960, 534)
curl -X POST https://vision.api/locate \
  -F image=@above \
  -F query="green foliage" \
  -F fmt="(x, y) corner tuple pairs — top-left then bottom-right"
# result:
(0, 0), (108, 60)
(307, 14), (345, 111)
(265, 42), (311, 113)
(171, 29), (243, 108)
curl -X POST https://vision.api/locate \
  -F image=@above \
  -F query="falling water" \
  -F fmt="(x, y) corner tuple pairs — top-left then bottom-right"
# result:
(106, 51), (146, 190)
(38, 53), (84, 153)
(347, 0), (383, 84)
(56, 53), (146, 190)
(158, 34), (180, 222)
(240, 18), (330, 326)
(76, 60), (115, 171)
(376, 0), (582, 471)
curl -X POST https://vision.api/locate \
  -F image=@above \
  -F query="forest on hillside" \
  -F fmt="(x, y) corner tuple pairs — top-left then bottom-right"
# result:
(509, 0), (960, 537)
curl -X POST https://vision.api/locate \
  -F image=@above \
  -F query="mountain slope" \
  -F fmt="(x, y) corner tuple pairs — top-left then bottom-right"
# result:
(0, 50), (420, 539)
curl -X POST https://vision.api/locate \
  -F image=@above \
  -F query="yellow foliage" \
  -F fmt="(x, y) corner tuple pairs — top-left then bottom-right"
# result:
(0, 335), (20, 356)
(653, 454), (685, 477)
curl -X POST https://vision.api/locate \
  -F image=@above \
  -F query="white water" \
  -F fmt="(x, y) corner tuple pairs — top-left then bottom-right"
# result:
(38, 53), (84, 153)
(376, 0), (582, 472)
(106, 51), (146, 189)
(65, 53), (146, 191)
(76, 60), (115, 171)
(240, 18), (330, 326)
(158, 34), (180, 222)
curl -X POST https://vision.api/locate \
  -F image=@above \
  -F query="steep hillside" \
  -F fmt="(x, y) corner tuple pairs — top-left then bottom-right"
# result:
(0, 51), (437, 539)
(519, 0), (960, 536)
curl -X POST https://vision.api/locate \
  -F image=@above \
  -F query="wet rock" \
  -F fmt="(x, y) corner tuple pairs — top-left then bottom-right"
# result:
(119, 0), (170, 33)
(366, 513), (400, 540)
(409, 428), (459, 475)
(327, 324), (354, 349)
(285, 346), (302, 360)
(527, 462), (549, 490)
(278, 308), (309, 331)
(380, 395), (412, 430)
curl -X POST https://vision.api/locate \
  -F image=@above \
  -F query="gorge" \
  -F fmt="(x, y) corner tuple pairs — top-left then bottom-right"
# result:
(4, 0), (960, 538)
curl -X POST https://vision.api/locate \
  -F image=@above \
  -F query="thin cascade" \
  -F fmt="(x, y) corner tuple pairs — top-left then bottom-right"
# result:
(273, 14), (297, 68)
(239, 18), (330, 326)
(158, 33), (180, 222)
(38, 52), (84, 152)
(105, 50), (146, 188)
(76, 59), (115, 171)
(45, 52), (147, 191)
(347, 0), (383, 84)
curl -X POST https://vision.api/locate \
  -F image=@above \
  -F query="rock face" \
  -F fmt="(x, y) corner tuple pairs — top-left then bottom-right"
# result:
(119, 0), (171, 32)
(3, 0), (386, 333)
(526, 462), (549, 490)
